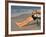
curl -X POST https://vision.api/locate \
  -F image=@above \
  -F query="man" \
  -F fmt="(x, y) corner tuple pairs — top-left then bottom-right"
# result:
(16, 16), (33, 27)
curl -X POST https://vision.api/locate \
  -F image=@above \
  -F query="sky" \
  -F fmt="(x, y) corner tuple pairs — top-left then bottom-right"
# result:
(11, 6), (41, 17)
